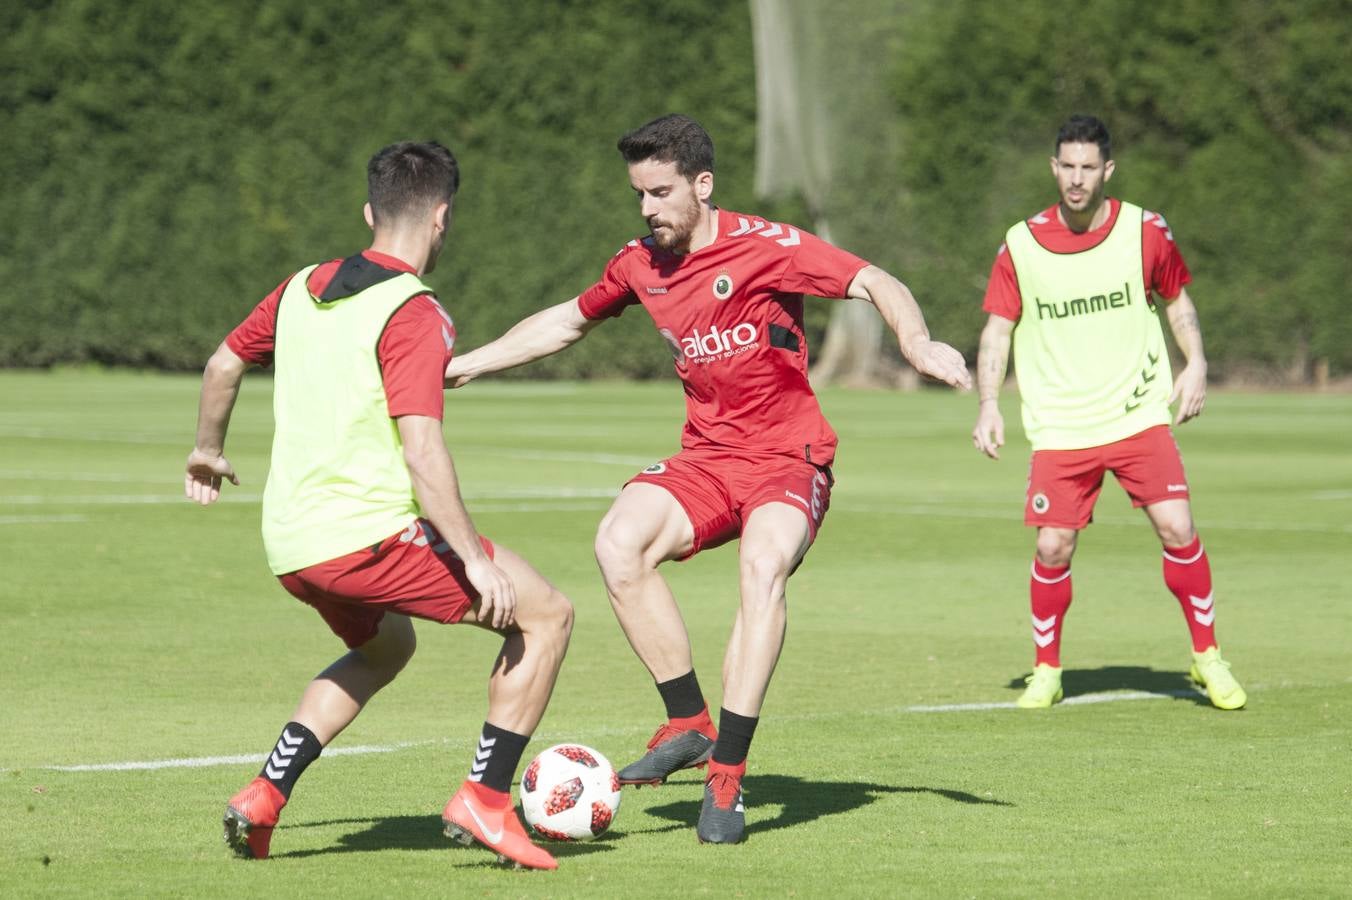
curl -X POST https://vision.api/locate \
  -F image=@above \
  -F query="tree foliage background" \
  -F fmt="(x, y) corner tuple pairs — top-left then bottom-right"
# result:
(2, 0), (1349, 380)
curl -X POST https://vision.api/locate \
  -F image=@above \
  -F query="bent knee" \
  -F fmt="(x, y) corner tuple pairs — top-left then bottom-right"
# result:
(739, 553), (791, 605)
(594, 521), (648, 582)
(552, 591), (575, 637)
(522, 588), (574, 641)
(359, 625), (417, 674)
(1035, 533), (1076, 566)
(1155, 521), (1196, 548)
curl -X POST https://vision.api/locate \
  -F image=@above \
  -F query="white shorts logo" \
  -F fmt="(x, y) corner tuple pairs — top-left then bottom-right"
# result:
(642, 462), (667, 475)
(400, 518), (454, 556)
(1031, 492), (1050, 514)
(809, 470), (829, 523)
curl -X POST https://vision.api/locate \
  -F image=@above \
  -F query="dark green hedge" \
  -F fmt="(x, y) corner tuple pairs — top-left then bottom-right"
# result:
(877, 0), (1352, 379)
(2, 0), (1348, 377)
(0, 0), (785, 375)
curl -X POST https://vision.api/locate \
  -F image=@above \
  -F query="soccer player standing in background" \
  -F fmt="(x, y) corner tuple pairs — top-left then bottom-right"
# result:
(446, 114), (971, 843)
(185, 141), (573, 870)
(971, 115), (1246, 711)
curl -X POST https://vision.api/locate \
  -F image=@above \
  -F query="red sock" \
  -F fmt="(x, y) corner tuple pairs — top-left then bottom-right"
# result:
(1030, 559), (1072, 667)
(706, 759), (746, 779)
(671, 706), (717, 740)
(1162, 536), (1218, 652)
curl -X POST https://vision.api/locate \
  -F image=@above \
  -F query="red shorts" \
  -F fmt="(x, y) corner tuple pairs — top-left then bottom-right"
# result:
(278, 518), (493, 649)
(1026, 425), (1190, 529)
(627, 447), (833, 558)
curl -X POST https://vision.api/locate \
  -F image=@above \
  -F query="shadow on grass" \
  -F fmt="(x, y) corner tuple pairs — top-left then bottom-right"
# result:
(273, 814), (619, 861)
(1006, 665), (1210, 706)
(640, 775), (1012, 837)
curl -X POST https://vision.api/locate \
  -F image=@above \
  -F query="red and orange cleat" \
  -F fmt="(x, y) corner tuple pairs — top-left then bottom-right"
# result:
(617, 723), (716, 786)
(697, 760), (746, 844)
(223, 777), (287, 859)
(442, 782), (558, 871)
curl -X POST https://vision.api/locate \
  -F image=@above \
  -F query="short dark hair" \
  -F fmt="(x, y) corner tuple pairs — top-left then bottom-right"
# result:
(617, 114), (714, 178)
(1055, 114), (1112, 161)
(366, 141), (460, 226)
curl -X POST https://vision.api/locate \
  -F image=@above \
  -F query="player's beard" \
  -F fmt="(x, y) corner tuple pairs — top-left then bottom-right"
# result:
(1060, 179), (1104, 215)
(648, 193), (702, 252)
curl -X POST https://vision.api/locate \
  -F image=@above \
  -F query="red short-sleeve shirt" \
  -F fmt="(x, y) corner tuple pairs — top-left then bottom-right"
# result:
(226, 250), (455, 418)
(577, 209), (869, 467)
(983, 199), (1191, 321)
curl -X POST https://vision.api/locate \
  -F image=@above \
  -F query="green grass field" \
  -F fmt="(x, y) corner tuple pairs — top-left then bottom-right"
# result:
(2, 370), (1349, 898)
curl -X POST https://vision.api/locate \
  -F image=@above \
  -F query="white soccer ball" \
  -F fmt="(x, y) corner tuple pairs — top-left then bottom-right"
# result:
(520, 743), (622, 841)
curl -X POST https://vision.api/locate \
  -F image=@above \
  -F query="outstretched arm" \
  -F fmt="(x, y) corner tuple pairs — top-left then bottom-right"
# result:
(398, 414), (516, 628)
(971, 314), (1014, 459)
(185, 341), (249, 505)
(1165, 287), (1207, 425)
(445, 297), (603, 387)
(846, 265), (972, 389)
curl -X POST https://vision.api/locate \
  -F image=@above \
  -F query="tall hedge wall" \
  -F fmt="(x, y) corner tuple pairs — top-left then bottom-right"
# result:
(3, 0), (1348, 378)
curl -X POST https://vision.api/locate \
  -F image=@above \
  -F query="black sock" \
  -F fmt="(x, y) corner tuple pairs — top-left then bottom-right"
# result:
(656, 670), (706, 720)
(258, 721), (322, 799)
(712, 708), (758, 766)
(469, 722), (530, 794)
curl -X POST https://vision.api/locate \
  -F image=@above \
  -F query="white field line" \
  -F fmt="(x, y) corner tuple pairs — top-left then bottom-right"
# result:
(21, 689), (1204, 774)
(4, 491), (1343, 534)
(40, 740), (433, 772)
(0, 471), (169, 483)
(897, 689), (1195, 714)
(2, 494), (262, 505)
(474, 448), (656, 468)
(473, 502), (612, 513)
(0, 514), (89, 525)
(0, 426), (184, 445)
(0, 487), (618, 507)
(845, 503), (1352, 536)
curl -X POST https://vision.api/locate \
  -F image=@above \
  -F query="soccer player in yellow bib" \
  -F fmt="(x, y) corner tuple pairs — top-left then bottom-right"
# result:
(971, 115), (1245, 711)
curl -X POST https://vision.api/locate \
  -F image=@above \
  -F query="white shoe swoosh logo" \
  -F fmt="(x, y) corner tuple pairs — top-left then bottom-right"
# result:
(462, 798), (504, 845)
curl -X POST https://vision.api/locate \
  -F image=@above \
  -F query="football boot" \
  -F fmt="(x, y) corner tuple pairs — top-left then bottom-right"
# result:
(617, 723), (715, 786)
(443, 782), (558, 871)
(696, 761), (746, 844)
(1016, 664), (1064, 709)
(1190, 647), (1247, 710)
(223, 777), (286, 860)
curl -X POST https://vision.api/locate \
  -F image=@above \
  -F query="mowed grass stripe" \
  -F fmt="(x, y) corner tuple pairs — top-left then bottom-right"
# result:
(28, 686), (1237, 774)
(2, 370), (1348, 898)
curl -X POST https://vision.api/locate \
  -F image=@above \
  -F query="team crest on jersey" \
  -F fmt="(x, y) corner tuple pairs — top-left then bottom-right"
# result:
(712, 269), (735, 301)
(1031, 493), (1050, 514)
(642, 462), (667, 475)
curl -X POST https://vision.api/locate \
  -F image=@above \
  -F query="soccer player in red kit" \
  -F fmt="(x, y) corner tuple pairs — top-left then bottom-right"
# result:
(971, 115), (1246, 711)
(185, 141), (573, 870)
(446, 114), (971, 843)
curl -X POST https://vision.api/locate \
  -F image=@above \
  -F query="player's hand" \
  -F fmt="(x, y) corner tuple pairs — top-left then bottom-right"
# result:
(444, 359), (476, 390)
(1170, 360), (1207, 425)
(465, 556), (517, 629)
(972, 403), (1005, 460)
(906, 339), (973, 390)
(185, 449), (239, 505)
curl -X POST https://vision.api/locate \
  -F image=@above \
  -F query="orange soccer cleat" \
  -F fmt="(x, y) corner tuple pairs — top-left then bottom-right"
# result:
(442, 782), (558, 871)
(223, 777), (287, 860)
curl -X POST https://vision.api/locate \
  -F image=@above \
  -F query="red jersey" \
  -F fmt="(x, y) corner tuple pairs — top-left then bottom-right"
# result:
(983, 198), (1191, 321)
(578, 209), (870, 467)
(226, 250), (456, 419)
